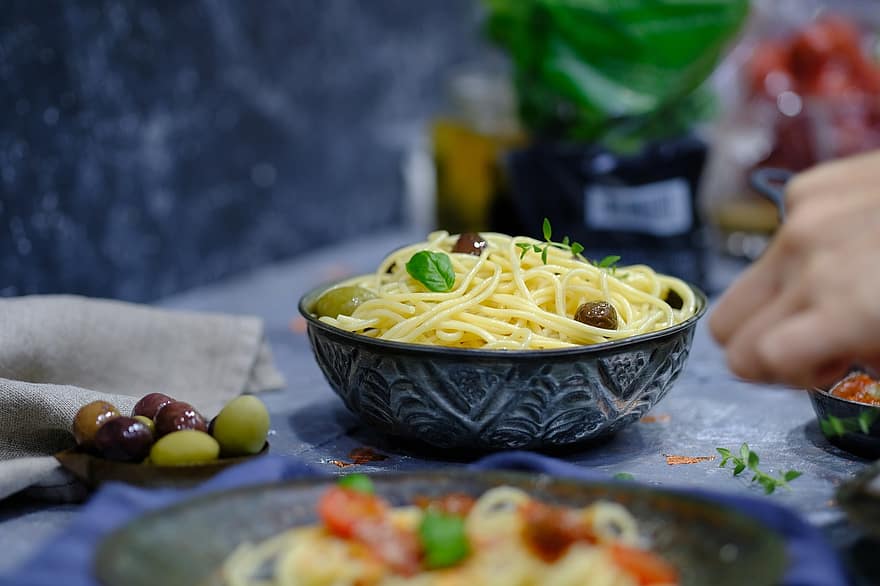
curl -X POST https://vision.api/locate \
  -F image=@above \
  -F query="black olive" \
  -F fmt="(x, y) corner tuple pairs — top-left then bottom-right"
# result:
(452, 233), (487, 256)
(574, 301), (618, 329)
(664, 289), (683, 310)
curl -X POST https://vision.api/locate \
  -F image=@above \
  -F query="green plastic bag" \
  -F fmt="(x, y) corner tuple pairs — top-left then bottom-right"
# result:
(484, 0), (749, 150)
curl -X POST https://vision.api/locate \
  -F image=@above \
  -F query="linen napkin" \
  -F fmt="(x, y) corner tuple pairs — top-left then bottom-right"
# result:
(2, 452), (849, 586)
(0, 295), (284, 500)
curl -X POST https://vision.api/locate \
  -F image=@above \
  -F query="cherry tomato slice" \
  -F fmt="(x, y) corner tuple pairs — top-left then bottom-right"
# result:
(317, 486), (387, 539)
(610, 544), (679, 585)
(317, 487), (421, 576)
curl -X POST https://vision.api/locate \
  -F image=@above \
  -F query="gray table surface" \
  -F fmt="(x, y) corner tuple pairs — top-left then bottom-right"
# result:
(0, 230), (876, 581)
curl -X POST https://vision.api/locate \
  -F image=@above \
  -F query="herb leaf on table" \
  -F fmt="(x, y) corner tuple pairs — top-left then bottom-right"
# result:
(717, 444), (802, 494)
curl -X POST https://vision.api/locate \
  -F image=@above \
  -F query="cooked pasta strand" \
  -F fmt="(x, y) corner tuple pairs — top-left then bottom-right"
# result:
(319, 232), (696, 349)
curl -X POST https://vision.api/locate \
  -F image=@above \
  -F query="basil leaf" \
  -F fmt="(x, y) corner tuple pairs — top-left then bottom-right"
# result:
(419, 511), (470, 569)
(338, 473), (374, 494)
(613, 472), (634, 481)
(598, 255), (621, 268)
(542, 217), (552, 241)
(406, 251), (455, 292)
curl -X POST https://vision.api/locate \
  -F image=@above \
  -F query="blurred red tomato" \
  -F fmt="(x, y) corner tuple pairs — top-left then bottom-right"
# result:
(746, 41), (793, 98)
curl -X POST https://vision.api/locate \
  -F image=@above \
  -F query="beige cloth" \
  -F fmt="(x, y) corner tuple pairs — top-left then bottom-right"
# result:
(0, 295), (284, 500)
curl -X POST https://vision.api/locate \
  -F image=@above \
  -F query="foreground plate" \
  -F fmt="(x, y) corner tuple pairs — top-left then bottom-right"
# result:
(95, 470), (786, 586)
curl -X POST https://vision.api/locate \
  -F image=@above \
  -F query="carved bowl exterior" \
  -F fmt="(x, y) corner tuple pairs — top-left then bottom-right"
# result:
(299, 282), (707, 450)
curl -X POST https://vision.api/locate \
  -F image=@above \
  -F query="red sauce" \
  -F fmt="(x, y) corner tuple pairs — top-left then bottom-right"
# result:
(349, 447), (388, 464)
(829, 373), (880, 406)
(520, 500), (597, 562)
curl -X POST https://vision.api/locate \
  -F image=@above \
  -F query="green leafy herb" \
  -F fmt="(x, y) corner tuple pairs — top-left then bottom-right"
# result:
(483, 0), (749, 151)
(716, 444), (802, 494)
(338, 473), (374, 494)
(819, 411), (879, 437)
(419, 511), (470, 569)
(516, 218), (587, 264)
(613, 472), (635, 481)
(592, 255), (622, 275)
(596, 255), (621, 268)
(406, 251), (455, 292)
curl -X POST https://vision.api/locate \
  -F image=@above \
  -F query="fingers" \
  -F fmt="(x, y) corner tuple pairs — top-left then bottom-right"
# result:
(754, 309), (858, 389)
(709, 246), (783, 345)
(786, 150), (880, 210)
(721, 285), (804, 382)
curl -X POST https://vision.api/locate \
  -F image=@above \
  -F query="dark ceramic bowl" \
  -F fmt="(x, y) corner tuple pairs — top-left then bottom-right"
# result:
(809, 389), (880, 459)
(837, 459), (880, 539)
(95, 470), (787, 586)
(298, 281), (707, 450)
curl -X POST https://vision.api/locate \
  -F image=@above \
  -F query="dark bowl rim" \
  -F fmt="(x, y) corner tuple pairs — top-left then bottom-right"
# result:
(298, 277), (708, 358)
(808, 387), (880, 412)
(96, 469), (788, 567)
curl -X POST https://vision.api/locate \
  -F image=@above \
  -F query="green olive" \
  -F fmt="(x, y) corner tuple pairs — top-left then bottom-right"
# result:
(133, 415), (156, 435)
(149, 430), (220, 466)
(314, 285), (376, 318)
(211, 395), (270, 457)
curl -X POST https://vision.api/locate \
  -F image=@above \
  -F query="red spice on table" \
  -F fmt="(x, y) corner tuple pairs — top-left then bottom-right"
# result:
(663, 454), (716, 466)
(328, 459), (355, 468)
(640, 414), (671, 424)
(326, 447), (389, 468)
(349, 446), (388, 464)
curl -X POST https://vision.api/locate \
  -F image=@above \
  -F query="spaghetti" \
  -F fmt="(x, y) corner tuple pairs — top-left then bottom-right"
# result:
(317, 231), (697, 350)
(220, 484), (678, 586)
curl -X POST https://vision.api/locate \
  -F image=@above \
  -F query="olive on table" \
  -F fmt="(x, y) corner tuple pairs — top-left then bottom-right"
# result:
(94, 416), (154, 462)
(314, 285), (377, 319)
(452, 233), (487, 256)
(133, 415), (156, 435)
(574, 301), (619, 330)
(131, 392), (174, 419)
(149, 430), (220, 466)
(73, 401), (121, 448)
(211, 395), (270, 457)
(154, 401), (208, 437)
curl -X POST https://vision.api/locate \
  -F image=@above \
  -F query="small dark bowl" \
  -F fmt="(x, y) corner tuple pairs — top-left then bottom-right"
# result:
(809, 389), (880, 459)
(299, 280), (707, 450)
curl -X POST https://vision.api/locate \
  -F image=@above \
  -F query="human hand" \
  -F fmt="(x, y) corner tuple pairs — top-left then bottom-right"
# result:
(710, 150), (880, 389)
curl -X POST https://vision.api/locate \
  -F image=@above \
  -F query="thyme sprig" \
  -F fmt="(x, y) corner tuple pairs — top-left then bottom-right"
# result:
(515, 218), (586, 264)
(717, 444), (802, 494)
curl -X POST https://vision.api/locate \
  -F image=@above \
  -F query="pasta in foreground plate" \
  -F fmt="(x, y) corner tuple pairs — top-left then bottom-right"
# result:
(315, 231), (698, 350)
(221, 482), (679, 586)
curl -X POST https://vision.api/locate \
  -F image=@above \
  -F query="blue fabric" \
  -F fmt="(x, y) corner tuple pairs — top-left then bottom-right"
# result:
(1, 453), (849, 586)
